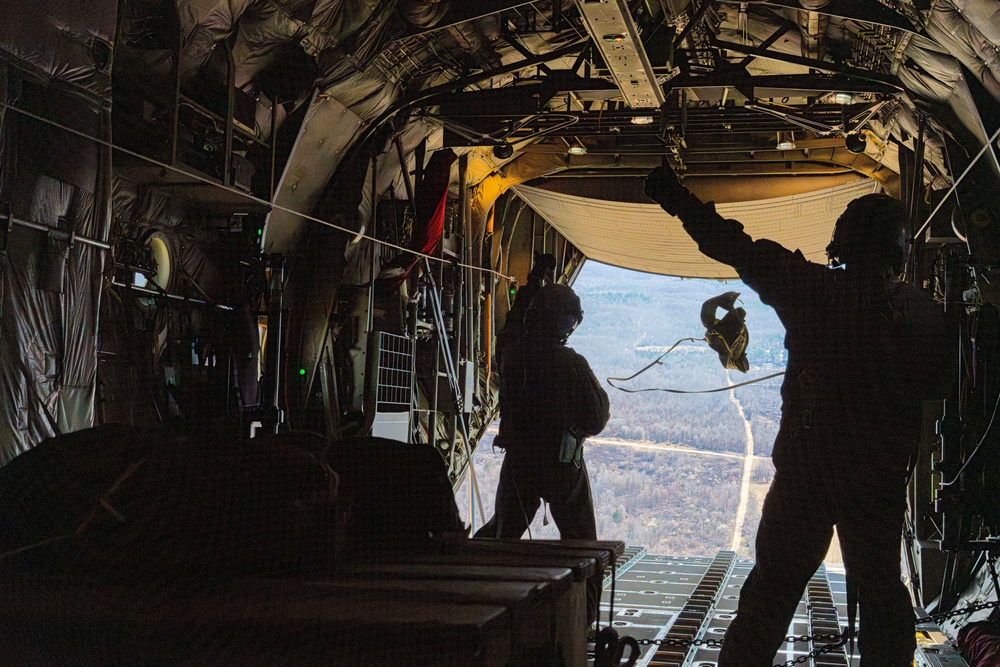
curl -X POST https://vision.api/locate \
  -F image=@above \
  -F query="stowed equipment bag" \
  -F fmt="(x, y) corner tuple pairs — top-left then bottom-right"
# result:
(75, 430), (341, 574)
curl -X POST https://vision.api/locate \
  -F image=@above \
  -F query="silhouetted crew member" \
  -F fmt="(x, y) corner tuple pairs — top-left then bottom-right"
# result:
(645, 165), (952, 667)
(475, 272), (609, 541)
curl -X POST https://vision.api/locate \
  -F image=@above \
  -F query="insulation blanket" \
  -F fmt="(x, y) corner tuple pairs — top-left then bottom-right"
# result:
(0, 0), (116, 103)
(926, 1), (1000, 102)
(512, 178), (878, 279)
(0, 79), (107, 464)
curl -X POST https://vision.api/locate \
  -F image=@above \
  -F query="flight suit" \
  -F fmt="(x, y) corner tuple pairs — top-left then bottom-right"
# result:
(645, 167), (952, 666)
(475, 282), (610, 542)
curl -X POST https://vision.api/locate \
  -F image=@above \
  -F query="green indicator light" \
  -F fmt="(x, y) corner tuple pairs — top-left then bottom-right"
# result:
(299, 368), (306, 376)
(257, 228), (263, 236)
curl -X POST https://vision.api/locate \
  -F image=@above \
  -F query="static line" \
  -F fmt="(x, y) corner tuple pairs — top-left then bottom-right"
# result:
(0, 101), (514, 282)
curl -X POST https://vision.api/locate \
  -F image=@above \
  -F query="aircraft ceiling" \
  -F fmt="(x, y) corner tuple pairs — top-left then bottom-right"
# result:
(251, 0), (1000, 273)
(5, 0), (1000, 275)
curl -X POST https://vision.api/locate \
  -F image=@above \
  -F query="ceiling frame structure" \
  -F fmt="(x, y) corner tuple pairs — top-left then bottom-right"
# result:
(736, 0), (919, 34)
(404, 0), (929, 186)
(337, 0), (994, 270)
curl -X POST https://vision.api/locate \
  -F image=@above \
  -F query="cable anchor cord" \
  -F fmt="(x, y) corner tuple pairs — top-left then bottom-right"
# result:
(606, 336), (785, 394)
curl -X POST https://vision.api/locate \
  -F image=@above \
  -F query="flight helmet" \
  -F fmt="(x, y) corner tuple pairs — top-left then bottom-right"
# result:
(526, 283), (584, 343)
(826, 193), (908, 272)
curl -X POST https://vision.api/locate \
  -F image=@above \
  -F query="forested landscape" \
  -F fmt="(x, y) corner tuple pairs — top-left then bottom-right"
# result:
(459, 436), (744, 554)
(570, 263), (785, 454)
(457, 261), (790, 559)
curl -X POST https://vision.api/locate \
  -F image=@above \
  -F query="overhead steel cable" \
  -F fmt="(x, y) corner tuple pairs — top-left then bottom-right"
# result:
(0, 101), (514, 283)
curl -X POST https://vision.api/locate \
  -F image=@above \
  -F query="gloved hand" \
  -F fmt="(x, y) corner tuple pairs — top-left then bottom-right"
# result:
(644, 165), (689, 216)
(527, 252), (557, 284)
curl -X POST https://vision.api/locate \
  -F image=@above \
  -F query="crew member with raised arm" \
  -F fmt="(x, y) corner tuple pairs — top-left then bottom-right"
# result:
(644, 164), (952, 666)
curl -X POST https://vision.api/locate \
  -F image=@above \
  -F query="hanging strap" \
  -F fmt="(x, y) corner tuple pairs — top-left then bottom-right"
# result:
(606, 336), (784, 394)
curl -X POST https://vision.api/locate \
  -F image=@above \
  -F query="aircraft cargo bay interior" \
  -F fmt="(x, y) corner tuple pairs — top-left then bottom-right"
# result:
(0, 0), (998, 665)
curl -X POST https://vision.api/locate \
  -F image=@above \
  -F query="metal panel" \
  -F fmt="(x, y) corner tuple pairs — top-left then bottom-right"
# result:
(914, 608), (971, 666)
(372, 332), (414, 442)
(575, 0), (665, 109)
(460, 360), (475, 415)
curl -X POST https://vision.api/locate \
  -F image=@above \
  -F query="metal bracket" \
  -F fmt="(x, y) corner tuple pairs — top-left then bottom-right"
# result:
(575, 0), (665, 109)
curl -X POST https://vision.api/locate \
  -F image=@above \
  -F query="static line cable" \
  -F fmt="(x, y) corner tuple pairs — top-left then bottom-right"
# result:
(607, 336), (785, 394)
(0, 101), (514, 282)
(608, 337), (703, 382)
(915, 124), (1000, 240)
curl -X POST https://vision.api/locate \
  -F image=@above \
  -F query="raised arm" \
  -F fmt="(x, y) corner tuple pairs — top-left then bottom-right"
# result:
(644, 165), (824, 310)
(644, 165), (754, 267)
